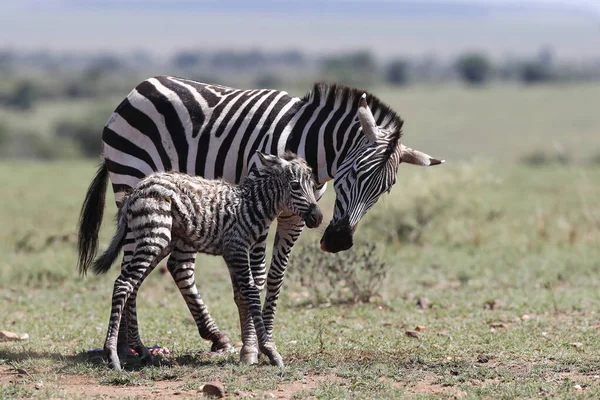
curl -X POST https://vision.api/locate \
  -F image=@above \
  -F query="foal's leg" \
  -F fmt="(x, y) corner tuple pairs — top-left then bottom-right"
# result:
(230, 279), (259, 365)
(225, 246), (283, 367)
(116, 229), (136, 356)
(104, 236), (171, 370)
(167, 241), (232, 352)
(125, 264), (160, 363)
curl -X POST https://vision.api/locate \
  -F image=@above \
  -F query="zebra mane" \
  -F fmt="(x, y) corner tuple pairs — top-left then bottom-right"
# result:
(302, 82), (404, 139)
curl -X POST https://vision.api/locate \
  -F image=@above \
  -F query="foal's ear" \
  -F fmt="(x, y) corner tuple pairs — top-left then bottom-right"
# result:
(256, 151), (286, 168)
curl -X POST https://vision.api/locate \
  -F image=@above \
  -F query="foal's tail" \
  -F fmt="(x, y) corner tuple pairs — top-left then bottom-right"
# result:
(91, 204), (129, 275)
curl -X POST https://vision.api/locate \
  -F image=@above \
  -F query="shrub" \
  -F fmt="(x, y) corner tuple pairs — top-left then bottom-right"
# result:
(320, 51), (378, 86)
(520, 148), (571, 166)
(520, 62), (554, 84)
(385, 59), (410, 86)
(4, 80), (36, 110)
(288, 242), (389, 305)
(53, 106), (113, 157)
(456, 52), (492, 85)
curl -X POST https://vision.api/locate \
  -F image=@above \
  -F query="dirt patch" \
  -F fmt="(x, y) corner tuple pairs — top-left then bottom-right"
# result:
(0, 365), (342, 399)
(391, 372), (468, 398)
(0, 366), (197, 399)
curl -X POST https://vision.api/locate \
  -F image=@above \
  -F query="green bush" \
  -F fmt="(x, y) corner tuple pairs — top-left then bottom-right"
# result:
(385, 59), (410, 86)
(53, 106), (112, 158)
(456, 52), (492, 85)
(520, 149), (571, 166)
(520, 62), (554, 84)
(320, 51), (378, 86)
(288, 242), (388, 305)
(4, 80), (36, 110)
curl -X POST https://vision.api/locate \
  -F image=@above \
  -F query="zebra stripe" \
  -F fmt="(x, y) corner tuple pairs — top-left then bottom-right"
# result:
(92, 153), (321, 370)
(78, 77), (443, 359)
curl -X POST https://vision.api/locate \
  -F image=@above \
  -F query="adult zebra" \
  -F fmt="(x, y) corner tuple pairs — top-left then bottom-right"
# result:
(78, 77), (443, 359)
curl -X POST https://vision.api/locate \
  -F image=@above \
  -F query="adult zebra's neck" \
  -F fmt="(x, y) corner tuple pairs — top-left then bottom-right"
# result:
(285, 83), (403, 185)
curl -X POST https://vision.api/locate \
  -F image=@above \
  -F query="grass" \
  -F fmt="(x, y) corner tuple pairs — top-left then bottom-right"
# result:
(1, 158), (599, 399)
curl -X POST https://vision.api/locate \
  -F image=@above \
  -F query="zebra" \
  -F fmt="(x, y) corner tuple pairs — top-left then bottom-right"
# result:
(86, 152), (323, 370)
(77, 77), (444, 359)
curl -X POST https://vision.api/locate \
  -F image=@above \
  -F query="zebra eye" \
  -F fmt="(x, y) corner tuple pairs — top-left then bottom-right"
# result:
(290, 181), (301, 190)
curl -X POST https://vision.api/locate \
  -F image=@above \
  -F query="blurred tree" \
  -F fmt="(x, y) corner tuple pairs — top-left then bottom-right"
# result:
(54, 106), (113, 157)
(456, 52), (492, 85)
(172, 51), (203, 69)
(385, 59), (410, 85)
(254, 73), (282, 89)
(520, 62), (553, 84)
(6, 80), (36, 110)
(273, 50), (305, 67)
(321, 51), (377, 86)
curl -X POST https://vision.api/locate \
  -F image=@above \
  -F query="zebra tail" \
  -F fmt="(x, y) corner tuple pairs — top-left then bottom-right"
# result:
(92, 205), (128, 275)
(77, 161), (109, 276)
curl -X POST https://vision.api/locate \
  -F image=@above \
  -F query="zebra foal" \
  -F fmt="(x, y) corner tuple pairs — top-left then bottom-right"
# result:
(87, 152), (323, 370)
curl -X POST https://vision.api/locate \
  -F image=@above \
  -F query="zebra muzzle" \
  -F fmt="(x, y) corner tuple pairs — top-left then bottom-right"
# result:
(304, 204), (323, 229)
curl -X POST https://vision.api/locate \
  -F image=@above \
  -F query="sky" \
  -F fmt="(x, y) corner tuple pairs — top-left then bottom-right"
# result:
(1, 0), (598, 60)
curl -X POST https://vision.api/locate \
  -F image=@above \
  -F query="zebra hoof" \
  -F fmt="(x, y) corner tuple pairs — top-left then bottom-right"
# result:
(239, 345), (259, 365)
(211, 336), (234, 353)
(270, 356), (285, 368)
(106, 352), (122, 370)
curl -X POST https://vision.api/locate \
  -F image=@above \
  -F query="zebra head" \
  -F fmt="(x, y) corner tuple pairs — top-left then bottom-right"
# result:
(320, 94), (444, 253)
(256, 152), (323, 229)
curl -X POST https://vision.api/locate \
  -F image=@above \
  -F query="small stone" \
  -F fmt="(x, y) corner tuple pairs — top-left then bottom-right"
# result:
(202, 381), (226, 398)
(34, 381), (44, 390)
(415, 325), (426, 332)
(521, 314), (531, 320)
(489, 322), (508, 329)
(477, 354), (490, 363)
(159, 264), (168, 275)
(264, 393), (275, 399)
(570, 342), (583, 349)
(173, 391), (182, 395)
(574, 384), (583, 391)
(405, 330), (421, 339)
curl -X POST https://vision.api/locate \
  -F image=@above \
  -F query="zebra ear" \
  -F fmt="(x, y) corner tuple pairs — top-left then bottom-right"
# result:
(256, 151), (285, 168)
(357, 93), (379, 142)
(400, 144), (445, 166)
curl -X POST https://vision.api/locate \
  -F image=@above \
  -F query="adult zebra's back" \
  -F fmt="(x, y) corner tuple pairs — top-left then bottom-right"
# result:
(78, 76), (443, 357)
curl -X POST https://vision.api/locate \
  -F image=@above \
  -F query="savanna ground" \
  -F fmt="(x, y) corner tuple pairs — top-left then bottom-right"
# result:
(1, 84), (600, 399)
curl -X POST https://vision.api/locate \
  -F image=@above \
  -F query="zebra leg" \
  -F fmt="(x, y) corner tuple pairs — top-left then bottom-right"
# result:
(167, 242), (232, 352)
(262, 214), (305, 339)
(230, 281), (259, 365)
(250, 228), (269, 290)
(116, 230), (136, 357)
(124, 264), (156, 364)
(225, 248), (283, 367)
(104, 238), (171, 370)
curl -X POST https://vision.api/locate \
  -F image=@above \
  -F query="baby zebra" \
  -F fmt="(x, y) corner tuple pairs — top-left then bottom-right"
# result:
(88, 152), (323, 370)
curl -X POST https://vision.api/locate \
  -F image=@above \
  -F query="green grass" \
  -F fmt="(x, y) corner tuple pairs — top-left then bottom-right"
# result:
(1, 160), (599, 399)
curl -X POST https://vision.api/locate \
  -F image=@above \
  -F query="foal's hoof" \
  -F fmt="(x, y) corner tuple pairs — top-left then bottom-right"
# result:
(211, 336), (234, 353)
(240, 345), (259, 365)
(270, 356), (285, 368)
(107, 352), (122, 370)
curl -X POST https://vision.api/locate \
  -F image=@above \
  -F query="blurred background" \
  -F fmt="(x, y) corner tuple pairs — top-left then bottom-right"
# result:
(0, 0), (598, 163)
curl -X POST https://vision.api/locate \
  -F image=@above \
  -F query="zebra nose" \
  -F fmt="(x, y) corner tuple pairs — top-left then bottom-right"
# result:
(319, 216), (353, 253)
(304, 204), (323, 228)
